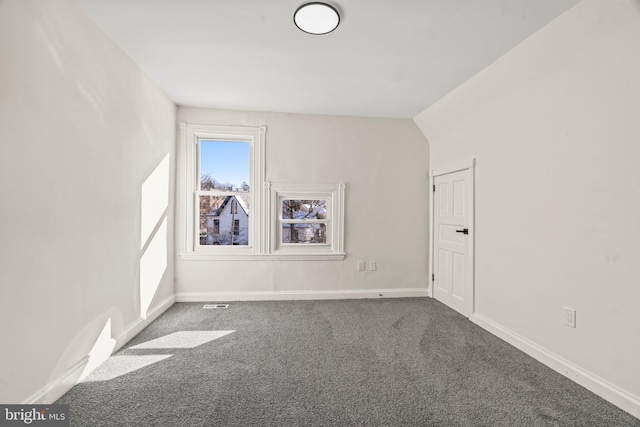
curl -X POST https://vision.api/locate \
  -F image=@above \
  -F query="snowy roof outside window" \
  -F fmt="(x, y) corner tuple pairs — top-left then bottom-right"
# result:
(282, 200), (326, 220)
(205, 195), (249, 217)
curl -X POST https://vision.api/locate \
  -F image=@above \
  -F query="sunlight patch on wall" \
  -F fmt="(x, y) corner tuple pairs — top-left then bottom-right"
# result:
(139, 153), (170, 319)
(139, 216), (167, 318)
(129, 331), (235, 350)
(78, 319), (116, 382)
(141, 154), (170, 248)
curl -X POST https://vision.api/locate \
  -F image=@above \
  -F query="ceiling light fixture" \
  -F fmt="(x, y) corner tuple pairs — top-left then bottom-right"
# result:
(294, 2), (340, 35)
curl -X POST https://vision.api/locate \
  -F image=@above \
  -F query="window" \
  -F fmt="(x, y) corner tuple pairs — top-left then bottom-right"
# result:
(179, 124), (265, 258)
(281, 200), (327, 244)
(179, 123), (345, 260)
(267, 182), (345, 258)
(198, 142), (249, 246)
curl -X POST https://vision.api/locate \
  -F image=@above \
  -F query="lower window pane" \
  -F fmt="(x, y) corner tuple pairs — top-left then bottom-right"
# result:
(200, 195), (249, 246)
(282, 223), (326, 244)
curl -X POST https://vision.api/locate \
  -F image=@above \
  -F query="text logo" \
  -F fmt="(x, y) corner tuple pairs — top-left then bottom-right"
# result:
(0, 405), (69, 426)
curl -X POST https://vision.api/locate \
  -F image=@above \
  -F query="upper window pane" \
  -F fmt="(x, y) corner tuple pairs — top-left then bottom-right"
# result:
(282, 200), (327, 220)
(200, 140), (250, 192)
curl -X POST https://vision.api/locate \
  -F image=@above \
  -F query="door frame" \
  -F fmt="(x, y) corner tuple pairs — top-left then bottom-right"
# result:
(428, 158), (476, 316)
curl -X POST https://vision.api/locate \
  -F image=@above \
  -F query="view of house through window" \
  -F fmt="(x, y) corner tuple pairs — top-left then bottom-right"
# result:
(182, 125), (342, 257)
(281, 199), (328, 244)
(199, 140), (250, 246)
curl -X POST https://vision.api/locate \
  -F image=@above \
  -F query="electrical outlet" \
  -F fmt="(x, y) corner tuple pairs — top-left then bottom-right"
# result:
(563, 307), (576, 328)
(370, 261), (377, 271)
(357, 261), (365, 271)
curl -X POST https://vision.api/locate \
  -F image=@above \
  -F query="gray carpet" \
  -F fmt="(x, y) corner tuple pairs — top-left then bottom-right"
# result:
(57, 298), (640, 426)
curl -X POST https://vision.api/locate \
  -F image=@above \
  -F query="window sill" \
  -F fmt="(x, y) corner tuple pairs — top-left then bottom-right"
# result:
(178, 253), (346, 261)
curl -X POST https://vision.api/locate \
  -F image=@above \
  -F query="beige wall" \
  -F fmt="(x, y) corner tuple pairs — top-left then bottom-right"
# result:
(414, 0), (640, 414)
(176, 107), (430, 296)
(0, 0), (176, 403)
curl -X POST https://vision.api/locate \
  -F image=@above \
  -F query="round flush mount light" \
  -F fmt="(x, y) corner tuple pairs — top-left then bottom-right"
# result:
(294, 2), (340, 35)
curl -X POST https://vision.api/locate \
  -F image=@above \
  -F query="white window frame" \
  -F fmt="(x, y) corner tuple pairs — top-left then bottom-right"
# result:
(265, 182), (345, 260)
(178, 123), (345, 261)
(178, 123), (265, 259)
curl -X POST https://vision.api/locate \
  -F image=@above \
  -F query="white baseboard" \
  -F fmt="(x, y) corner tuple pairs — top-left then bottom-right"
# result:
(470, 312), (640, 419)
(175, 288), (429, 302)
(25, 295), (176, 405)
(114, 295), (176, 351)
(23, 356), (90, 405)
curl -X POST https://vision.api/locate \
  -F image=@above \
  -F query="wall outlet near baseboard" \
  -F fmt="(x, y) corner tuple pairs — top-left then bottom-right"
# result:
(563, 307), (576, 328)
(370, 261), (377, 271)
(357, 261), (365, 271)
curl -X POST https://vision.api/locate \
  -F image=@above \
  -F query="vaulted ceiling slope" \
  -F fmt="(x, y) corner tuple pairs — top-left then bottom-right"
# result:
(76, 0), (579, 118)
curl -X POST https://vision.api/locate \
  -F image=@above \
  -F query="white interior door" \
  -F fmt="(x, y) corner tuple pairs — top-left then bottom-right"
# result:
(432, 168), (473, 317)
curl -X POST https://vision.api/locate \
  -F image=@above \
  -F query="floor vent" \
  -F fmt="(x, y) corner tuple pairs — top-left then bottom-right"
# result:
(203, 304), (229, 309)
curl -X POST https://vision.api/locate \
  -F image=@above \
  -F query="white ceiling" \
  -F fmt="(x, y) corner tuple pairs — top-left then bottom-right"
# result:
(75, 0), (579, 118)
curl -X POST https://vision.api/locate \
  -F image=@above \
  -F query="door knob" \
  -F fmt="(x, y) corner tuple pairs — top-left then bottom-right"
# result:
(456, 228), (469, 235)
